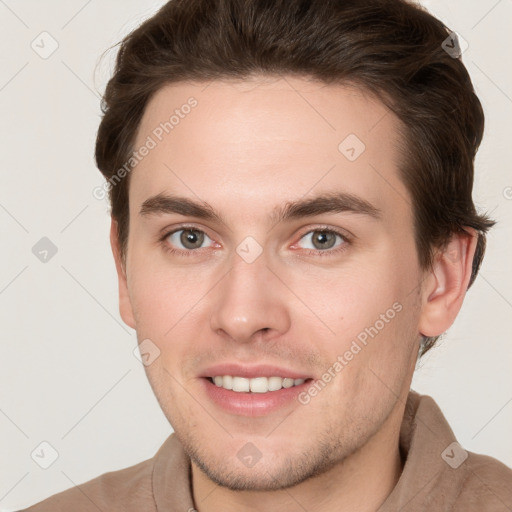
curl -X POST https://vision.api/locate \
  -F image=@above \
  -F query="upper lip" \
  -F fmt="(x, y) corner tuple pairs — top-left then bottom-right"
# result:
(200, 363), (311, 380)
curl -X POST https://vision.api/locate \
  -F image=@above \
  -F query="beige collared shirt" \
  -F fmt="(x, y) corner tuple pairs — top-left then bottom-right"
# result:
(20, 390), (512, 511)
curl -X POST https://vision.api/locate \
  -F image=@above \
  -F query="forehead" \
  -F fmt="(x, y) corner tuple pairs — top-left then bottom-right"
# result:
(130, 76), (411, 227)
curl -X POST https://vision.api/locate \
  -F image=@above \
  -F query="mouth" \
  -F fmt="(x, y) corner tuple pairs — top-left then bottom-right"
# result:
(206, 375), (312, 393)
(199, 364), (314, 417)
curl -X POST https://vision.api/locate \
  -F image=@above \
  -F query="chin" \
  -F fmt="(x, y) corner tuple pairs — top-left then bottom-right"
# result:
(185, 434), (348, 492)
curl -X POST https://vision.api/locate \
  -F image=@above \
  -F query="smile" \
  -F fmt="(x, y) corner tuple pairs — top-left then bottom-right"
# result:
(209, 376), (308, 393)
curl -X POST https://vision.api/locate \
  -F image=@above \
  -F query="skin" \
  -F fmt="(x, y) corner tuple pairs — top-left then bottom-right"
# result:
(111, 76), (477, 512)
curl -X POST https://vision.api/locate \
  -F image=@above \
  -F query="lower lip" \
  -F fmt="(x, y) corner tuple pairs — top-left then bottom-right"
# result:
(201, 378), (311, 417)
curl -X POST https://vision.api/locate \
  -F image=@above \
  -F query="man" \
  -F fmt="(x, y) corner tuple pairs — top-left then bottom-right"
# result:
(21, 0), (512, 510)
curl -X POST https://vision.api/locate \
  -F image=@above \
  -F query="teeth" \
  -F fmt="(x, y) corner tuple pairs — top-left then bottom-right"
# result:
(211, 376), (306, 393)
(268, 376), (283, 391)
(282, 378), (294, 389)
(232, 376), (250, 392)
(223, 375), (233, 390)
(250, 377), (268, 393)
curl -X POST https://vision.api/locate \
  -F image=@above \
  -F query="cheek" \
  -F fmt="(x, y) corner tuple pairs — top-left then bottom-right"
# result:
(126, 259), (218, 366)
(312, 254), (419, 370)
(127, 248), (199, 323)
(128, 273), (172, 332)
(126, 273), (180, 356)
(314, 262), (402, 330)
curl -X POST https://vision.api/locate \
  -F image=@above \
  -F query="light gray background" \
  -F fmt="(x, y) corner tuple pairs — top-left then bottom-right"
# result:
(0, 0), (511, 509)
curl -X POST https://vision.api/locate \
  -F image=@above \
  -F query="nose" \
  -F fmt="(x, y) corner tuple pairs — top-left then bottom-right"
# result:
(209, 255), (291, 344)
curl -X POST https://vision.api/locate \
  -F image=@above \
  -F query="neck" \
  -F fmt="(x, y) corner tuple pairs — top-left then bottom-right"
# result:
(191, 398), (406, 512)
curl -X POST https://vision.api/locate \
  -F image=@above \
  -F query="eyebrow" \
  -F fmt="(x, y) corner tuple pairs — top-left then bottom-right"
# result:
(139, 192), (382, 225)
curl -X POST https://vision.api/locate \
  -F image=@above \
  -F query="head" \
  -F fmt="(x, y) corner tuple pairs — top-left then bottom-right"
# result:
(95, 0), (495, 492)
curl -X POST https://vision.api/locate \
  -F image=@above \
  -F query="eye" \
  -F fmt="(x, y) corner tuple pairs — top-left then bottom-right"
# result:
(296, 229), (347, 252)
(165, 228), (214, 251)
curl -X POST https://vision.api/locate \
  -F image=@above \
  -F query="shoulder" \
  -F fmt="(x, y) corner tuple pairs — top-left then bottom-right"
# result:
(452, 450), (512, 510)
(18, 457), (156, 512)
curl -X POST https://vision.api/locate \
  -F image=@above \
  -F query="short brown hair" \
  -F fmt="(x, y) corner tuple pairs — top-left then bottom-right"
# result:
(95, 0), (495, 356)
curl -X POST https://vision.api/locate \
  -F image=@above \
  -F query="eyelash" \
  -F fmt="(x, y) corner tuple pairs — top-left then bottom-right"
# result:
(159, 224), (351, 258)
(159, 225), (217, 258)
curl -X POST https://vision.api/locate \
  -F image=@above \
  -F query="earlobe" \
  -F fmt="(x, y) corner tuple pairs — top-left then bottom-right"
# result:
(418, 228), (478, 338)
(110, 219), (136, 329)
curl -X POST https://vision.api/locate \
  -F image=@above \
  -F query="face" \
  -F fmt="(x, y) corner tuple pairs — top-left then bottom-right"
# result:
(119, 77), (425, 490)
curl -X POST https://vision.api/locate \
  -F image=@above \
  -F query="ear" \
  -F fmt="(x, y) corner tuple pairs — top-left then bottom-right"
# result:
(110, 218), (136, 329)
(418, 228), (478, 337)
